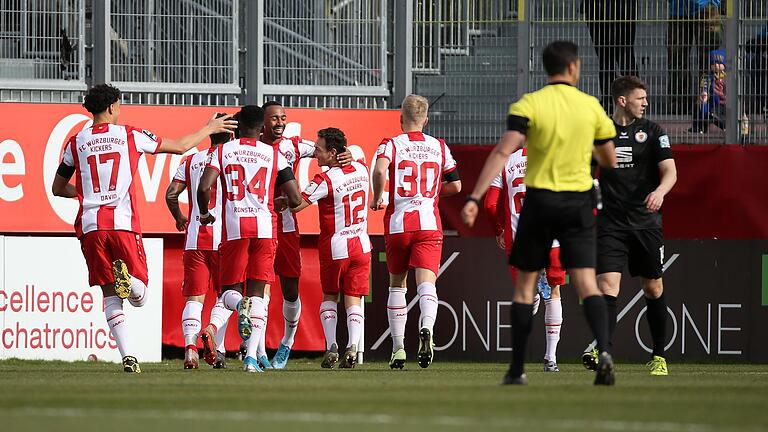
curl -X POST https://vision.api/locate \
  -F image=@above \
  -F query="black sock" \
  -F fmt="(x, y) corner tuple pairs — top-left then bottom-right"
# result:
(645, 293), (667, 357)
(509, 303), (534, 377)
(604, 295), (618, 350)
(583, 295), (610, 354)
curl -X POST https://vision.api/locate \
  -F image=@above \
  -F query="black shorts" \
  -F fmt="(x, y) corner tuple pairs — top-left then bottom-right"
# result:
(509, 188), (596, 271)
(596, 228), (664, 279)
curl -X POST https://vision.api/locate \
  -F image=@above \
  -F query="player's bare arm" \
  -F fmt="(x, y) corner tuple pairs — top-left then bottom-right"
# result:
(370, 157), (389, 210)
(461, 130), (525, 227)
(165, 181), (189, 232)
(645, 159), (677, 212)
(157, 113), (237, 155)
(52, 163), (77, 198)
(593, 140), (618, 169)
(441, 180), (462, 197)
(290, 197), (311, 213)
(279, 178), (303, 209)
(197, 166), (218, 225)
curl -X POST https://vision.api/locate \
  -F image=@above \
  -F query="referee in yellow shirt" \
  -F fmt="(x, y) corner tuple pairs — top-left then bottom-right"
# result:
(462, 41), (618, 385)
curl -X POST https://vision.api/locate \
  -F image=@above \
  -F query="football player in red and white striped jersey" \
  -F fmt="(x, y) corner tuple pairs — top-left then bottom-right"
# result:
(259, 101), (353, 369)
(52, 84), (237, 373)
(292, 128), (370, 369)
(197, 105), (302, 373)
(370, 95), (462, 369)
(484, 149), (567, 372)
(165, 114), (232, 369)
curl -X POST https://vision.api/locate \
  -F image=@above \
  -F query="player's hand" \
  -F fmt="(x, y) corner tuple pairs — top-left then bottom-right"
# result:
(644, 190), (664, 212)
(199, 213), (216, 225)
(370, 197), (385, 211)
(495, 232), (505, 250)
(461, 200), (478, 227)
(336, 150), (353, 166)
(207, 113), (238, 134)
(175, 215), (189, 232)
(274, 196), (288, 213)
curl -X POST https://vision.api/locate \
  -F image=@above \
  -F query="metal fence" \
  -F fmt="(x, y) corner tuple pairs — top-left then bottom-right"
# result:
(109, 0), (239, 93)
(0, 0), (85, 87)
(1, 0), (766, 142)
(413, 0), (519, 143)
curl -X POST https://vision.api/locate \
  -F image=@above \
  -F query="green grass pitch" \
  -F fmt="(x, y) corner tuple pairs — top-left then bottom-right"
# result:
(1, 359), (767, 432)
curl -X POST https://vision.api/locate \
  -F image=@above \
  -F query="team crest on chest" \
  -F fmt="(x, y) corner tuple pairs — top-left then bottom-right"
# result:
(635, 131), (648, 143)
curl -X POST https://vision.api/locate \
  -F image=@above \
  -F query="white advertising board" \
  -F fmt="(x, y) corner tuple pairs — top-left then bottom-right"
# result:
(0, 236), (163, 362)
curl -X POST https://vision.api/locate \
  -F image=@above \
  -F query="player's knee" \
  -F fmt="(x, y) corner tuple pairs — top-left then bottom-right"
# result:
(641, 278), (663, 298)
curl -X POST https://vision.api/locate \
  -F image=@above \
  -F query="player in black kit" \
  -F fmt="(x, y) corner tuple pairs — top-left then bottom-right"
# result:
(583, 76), (678, 376)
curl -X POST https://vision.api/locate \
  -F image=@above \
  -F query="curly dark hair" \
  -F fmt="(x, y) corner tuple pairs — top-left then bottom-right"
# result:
(82, 84), (121, 114)
(317, 127), (347, 154)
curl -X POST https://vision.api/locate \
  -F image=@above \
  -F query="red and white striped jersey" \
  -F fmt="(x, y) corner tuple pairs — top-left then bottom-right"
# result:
(375, 131), (457, 234)
(301, 161), (371, 260)
(61, 123), (161, 237)
(490, 148), (559, 247)
(172, 148), (223, 251)
(274, 135), (315, 233)
(207, 138), (290, 241)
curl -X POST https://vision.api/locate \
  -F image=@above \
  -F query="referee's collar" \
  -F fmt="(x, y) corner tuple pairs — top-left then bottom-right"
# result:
(547, 81), (574, 87)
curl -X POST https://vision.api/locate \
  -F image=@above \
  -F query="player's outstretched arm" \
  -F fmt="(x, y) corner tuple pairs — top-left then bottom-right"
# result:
(52, 163), (77, 198)
(461, 130), (525, 227)
(370, 157), (389, 210)
(165, 181), (188, 231)
(157, 113), (237, 155)
(645, 159), (677, 212)
(593, 140), (617, 169)
(197, 167), (218, 225)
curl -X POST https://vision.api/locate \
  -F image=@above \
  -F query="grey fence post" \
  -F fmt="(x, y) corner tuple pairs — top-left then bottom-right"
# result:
(244, 0), (264, 105)
(726, 0), (739, 144)
(393, 0), (413, 106)
(92, 0), (110, 85)
(516, 0), (530, 99)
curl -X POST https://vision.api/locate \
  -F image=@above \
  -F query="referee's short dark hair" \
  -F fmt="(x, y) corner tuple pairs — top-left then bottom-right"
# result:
(542, 41), (579, 76)
(611, 75), (647, 102)
(318, 127), (347, 154)
(83, 84), (121, 114)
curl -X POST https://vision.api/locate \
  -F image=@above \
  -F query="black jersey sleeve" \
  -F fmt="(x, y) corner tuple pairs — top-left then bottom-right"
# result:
(275, 167), (295, 187)
(651, 122), (673, 163)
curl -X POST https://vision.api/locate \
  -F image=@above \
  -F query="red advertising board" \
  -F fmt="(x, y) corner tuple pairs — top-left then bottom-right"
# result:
(0, 103), (401, 234)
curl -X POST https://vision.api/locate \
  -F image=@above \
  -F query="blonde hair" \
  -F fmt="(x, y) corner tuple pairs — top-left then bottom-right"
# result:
(401, 94), (429, 124)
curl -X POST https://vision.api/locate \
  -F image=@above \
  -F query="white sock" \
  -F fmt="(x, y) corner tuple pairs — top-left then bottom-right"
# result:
(319, 301), (338, 350)
(416, 282), (438, 331)
(281, 298), (301, 348)
(104, 296), (133, 358)
(346, 304), (364, 349)
(245, 296), (266, 359)
(387, 287), (408, 351)
(257, 294), (270, 357)
(181, 300), (203, 348)
(214, 316), (229, 353)
(544, 298), (563, 363)
(221, 289), (243, 311)
(128, 276), (148, 307)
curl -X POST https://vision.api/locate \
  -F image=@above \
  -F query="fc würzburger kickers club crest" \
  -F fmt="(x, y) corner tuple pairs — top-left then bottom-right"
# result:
(635, 131), (648, 143)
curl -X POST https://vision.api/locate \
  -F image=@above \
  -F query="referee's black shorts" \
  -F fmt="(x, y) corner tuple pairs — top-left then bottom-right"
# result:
(509, 187), (596, 271)
(597, 228), (664, 279)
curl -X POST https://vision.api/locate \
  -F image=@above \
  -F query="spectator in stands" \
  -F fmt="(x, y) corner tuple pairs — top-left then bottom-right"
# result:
(690, 49), (726, 133)
(667, 0), (723, 115)
(581, 0), (639, 111)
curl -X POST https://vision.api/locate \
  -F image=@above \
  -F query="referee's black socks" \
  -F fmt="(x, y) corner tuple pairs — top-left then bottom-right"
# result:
(604, 294), (618, 350)
(645, 293), (667, 357)
(583, 295), (610, 354)
(510, 303), (534, 377)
